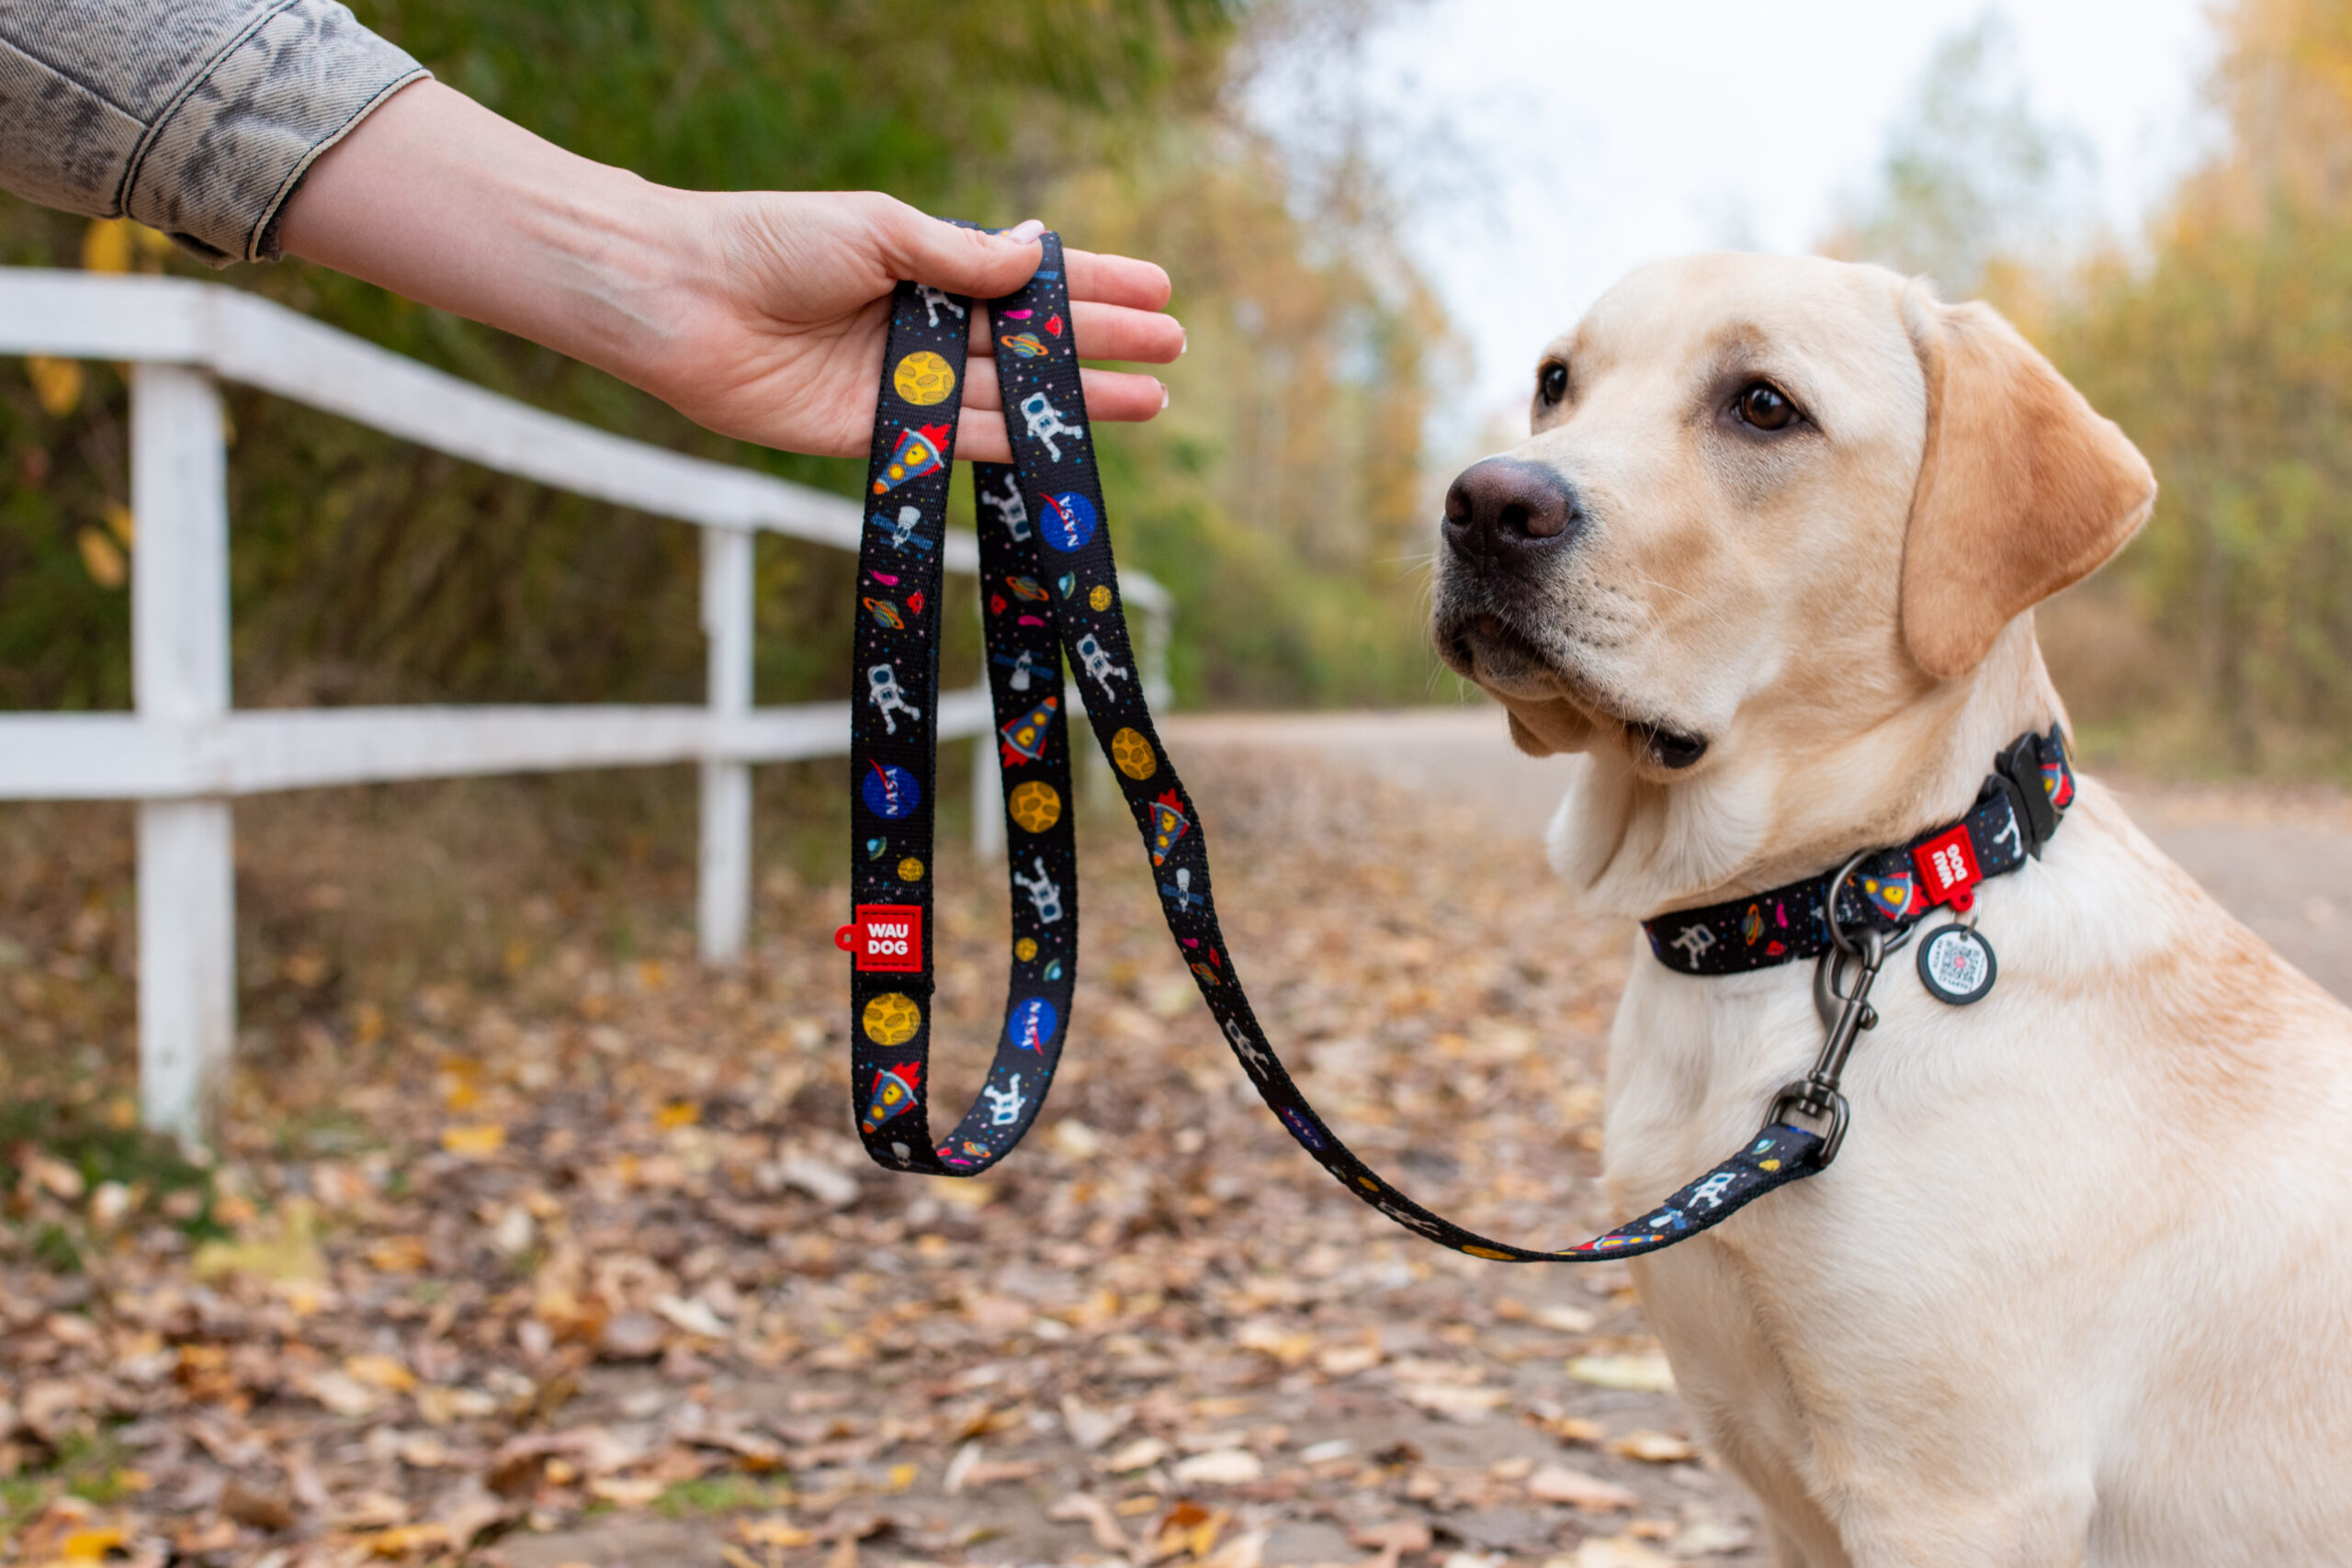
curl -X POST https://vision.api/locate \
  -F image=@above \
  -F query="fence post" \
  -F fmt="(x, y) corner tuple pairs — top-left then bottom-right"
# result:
(972, 734), (1004, 862)
(131, 364), (234, 1144)
(698, 525), (754, 962)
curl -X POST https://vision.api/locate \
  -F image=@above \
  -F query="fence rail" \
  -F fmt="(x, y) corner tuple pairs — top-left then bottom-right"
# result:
(0, 270), (1170, 1142)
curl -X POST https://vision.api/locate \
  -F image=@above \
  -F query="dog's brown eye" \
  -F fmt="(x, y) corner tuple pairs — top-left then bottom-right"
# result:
(1538, 361), (1567, 405)
(1735, 382), (1796, 431)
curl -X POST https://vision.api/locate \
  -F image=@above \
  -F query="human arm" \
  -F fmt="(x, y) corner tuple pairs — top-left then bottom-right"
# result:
(275, 81), (1181, 462)
(0, 0), (425, 265)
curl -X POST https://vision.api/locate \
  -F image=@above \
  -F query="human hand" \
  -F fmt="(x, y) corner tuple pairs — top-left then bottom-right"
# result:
(279, 83), (1181, 463)
(641, 194), (1182, 462)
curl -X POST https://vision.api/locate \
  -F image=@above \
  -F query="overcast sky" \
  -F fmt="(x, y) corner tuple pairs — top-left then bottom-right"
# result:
(1251, 0), (2223, 434)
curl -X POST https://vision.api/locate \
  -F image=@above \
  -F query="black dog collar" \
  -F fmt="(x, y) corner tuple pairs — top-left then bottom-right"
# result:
(1643, 728), (2076, 976)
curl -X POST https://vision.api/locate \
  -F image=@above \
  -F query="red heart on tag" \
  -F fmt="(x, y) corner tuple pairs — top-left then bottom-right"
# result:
(989, 594), (1007, 614)
(908, 591), (925, 615)
(1046, 313), (1065, 336)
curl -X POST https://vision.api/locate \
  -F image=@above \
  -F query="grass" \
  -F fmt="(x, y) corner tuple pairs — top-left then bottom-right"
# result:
(657, 1473), (798, 1517)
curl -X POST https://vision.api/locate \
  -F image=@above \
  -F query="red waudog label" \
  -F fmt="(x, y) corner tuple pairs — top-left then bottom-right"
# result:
(838, 905), (923, 972)
(1911, 825), (1983, 909)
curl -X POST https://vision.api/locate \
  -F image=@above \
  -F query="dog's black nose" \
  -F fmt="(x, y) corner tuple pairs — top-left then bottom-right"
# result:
(1442, 458), (1579, 560)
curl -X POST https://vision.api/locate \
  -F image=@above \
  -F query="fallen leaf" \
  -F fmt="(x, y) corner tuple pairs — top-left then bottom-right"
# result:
(61, 1527), (126, 1562)
(1171, 1447), (1262, 1486)
(652, 1293), (729, 1338)
(943, 1440), (981, 1495)
(1396, 1382), (1512, 1422)
(1103, 1436), (1170, 1472)
(1352, 1517), (1434, 1568)
(1608, 1429), (1697, 1464)
(191, 1201), (325, 1283)
(365, 1235), (430, 1272)
(1669, 1513), (1754, 1558)
(1047, 1493), (1131, 1553)
(1570, 1537), (1676, 1568)
(1566, 1353), (1677, 1393)
(439, 1123), (506, 1156)
(739, 1519), (816, 1548)
(586, 1476), (666, 1508)
(1059, 1395), (1129, 1451)
(360, 1523), (449, 1558)
(1527, 1464), (1641, 1511)
(1534, 1303), (1599, 1333)
(1202, 1529), (1267, 1568)
(220, 1482), (294, 1529)
(1155, 1502), (1227, 1561)
(1315, 1342), (1381, 1376)
(345, 1353), (417, 1393)
(600, 1311), (667, 1359)
(300, 1370), (385, 1419)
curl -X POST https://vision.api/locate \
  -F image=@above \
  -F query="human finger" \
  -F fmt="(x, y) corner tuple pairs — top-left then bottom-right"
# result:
(960, 359), (1168, 428)
(967, 301), (1184, 364)
(876, 198), (1046, 300)
(953, 408), (1012, 464)
(1063, 247), (1173, 311)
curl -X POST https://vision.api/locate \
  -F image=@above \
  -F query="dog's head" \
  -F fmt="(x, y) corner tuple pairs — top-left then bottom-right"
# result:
(1432, 253), (2155, 910)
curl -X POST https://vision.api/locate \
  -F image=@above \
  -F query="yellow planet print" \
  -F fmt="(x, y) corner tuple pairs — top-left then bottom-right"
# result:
(1014, 937), (1038, 962)
(1111, 727), (1158, 781)
(1007, 780), (1062, 834)
(893, 351), (956, 406)
(1089, 584), (1114, 612)
(898, 856), (925, 882)
(862, 991), (921, 1046)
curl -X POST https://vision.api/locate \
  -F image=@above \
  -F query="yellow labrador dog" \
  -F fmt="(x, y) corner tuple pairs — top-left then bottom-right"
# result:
(1431, 253), (2352, 1564)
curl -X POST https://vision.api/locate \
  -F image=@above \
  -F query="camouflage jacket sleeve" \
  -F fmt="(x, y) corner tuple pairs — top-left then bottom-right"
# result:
(0, 0), (427, 265)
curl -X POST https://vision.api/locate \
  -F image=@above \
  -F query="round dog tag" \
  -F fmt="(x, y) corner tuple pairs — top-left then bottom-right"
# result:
(1917, 922), (1997, 1005)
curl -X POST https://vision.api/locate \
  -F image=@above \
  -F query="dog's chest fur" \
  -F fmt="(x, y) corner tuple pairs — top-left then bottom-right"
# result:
(1595, 781), (2352, 1562)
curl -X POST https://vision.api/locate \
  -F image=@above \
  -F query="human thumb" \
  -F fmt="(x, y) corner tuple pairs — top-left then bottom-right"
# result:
(888, 209), (1046, 300)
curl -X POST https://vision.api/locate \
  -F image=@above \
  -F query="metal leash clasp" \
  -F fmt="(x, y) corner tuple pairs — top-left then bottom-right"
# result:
(1767, 852), (1900, 1167)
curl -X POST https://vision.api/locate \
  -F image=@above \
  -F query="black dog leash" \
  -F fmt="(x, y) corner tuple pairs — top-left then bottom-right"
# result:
(842, 231), (2072, 1260)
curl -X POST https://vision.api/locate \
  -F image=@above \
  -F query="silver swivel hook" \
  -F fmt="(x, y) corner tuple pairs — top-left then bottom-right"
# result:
(1771, 852), (1909, 1167)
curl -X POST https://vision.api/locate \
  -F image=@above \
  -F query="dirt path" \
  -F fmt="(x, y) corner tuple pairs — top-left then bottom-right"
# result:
(10, 717), (2349, 1568)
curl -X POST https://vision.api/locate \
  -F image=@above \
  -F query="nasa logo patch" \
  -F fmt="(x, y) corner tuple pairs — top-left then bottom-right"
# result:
(1917, 923), (1997, 1005)
(1039, 491), (1098, 551)
(1006, 996), (1058, 1052)
(861, 761), (921, 820)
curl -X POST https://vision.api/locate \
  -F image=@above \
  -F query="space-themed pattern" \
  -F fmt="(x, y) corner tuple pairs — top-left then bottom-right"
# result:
(842, 263), (1076, 1179)
(844, 231), (1882, 1262)
(1641, 727), (2075, 977)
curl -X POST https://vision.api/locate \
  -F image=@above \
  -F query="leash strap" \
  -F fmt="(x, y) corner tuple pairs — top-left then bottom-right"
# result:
(844, 270), (1073, 1174)
(847, 232), (1829, 1259)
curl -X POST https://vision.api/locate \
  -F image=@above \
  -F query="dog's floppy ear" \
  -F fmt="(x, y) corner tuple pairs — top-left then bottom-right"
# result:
(1898, 286), (2156, 680)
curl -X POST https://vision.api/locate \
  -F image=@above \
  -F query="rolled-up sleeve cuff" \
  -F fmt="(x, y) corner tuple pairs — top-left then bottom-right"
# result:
(125, 0), (426, 265)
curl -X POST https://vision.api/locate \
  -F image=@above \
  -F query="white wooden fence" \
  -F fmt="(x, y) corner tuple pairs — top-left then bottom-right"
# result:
(0, 270), (1170, 1143)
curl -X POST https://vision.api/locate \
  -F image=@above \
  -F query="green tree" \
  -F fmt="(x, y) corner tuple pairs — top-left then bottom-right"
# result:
(2040, 0), (2352, 766)
(1826, 11), (2093, 299)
